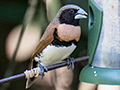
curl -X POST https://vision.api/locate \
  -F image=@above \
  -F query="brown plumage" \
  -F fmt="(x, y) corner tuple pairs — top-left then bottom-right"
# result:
(57, 24), (81, 42)
(32, 23), (80, 59)
(31, 23), (59, 58)
(26, 4), (87, 88)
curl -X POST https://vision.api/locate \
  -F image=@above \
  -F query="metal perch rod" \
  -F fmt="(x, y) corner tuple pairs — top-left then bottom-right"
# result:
(0, 56), (89, 84)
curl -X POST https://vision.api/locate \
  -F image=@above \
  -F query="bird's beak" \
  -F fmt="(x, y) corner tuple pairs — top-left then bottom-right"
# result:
(75, 8), (88, 19)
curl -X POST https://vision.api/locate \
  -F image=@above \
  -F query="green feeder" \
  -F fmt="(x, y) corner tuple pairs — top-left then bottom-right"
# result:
(80, 0), (120, 85)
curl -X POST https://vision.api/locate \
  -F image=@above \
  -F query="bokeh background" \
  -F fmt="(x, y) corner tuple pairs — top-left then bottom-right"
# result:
(0, 0), (88, 90)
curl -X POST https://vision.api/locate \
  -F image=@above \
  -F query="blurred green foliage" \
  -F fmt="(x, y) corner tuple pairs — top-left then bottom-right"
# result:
(0, 0), (88, 90)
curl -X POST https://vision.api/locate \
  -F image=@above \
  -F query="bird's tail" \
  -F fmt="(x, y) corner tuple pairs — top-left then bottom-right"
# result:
(26, 77), (38, 89)
(25, 61), (41, 89)
(25, 58), (39, 89)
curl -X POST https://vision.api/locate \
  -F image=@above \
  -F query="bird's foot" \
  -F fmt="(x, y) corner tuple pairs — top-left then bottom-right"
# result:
(67, 58), (75, 70)
(38, 61), (48, 79)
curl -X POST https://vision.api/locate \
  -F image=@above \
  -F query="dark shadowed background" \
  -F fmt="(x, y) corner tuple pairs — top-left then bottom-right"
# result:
(0, 0), (88, 90)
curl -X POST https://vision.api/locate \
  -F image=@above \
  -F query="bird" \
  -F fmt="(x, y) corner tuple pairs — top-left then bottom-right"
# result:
(26, 4), (87, 88)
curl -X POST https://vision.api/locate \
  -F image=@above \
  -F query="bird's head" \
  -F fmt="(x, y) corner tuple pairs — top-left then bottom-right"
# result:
(52, 4), (87, 26)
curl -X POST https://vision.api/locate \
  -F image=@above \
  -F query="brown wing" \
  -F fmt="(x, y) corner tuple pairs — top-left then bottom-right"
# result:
(31, 23), (59, 63)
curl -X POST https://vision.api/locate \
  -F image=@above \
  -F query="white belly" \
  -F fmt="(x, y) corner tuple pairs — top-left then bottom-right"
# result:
(34, 43), (76, 66)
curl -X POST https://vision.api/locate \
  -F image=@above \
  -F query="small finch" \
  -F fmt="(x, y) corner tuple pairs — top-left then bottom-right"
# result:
(26, 4), (87, 88)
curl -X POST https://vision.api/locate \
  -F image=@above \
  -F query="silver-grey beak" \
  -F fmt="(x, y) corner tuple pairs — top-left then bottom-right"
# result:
(75, 8), (87, 19)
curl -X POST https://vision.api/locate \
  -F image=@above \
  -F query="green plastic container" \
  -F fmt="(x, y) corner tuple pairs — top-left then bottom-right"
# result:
(80, 0), (120, 85)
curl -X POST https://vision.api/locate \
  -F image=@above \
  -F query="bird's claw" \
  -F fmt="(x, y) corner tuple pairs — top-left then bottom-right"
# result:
(38, 61), (48, 79)
(67, 58), (75, 70)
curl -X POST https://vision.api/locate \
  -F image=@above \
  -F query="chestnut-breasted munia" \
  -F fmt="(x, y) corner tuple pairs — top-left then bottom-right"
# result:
(26, 4), (87, 88)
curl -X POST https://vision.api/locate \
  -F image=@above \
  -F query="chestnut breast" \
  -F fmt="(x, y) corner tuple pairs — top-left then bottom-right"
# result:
(57, 24), (81, 42)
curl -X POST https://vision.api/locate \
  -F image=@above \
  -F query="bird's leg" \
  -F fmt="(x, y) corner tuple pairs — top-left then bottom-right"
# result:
(67, 57), (75, 70)
(38, 61), (48, 79)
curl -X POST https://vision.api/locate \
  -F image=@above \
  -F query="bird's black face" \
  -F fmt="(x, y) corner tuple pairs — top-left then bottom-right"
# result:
(59, 9), (80, 26)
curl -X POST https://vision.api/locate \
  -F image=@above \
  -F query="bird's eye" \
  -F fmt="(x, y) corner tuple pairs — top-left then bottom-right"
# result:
(69, 9), (75, 14)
